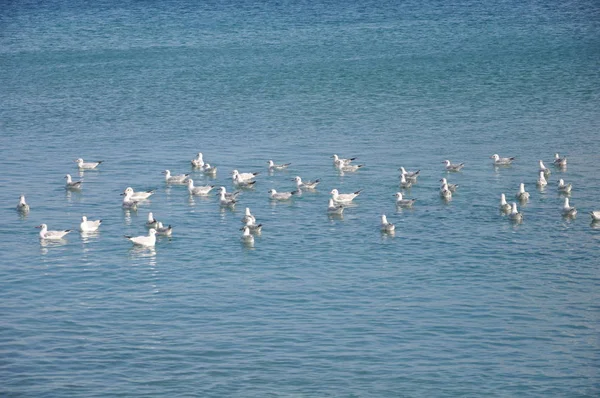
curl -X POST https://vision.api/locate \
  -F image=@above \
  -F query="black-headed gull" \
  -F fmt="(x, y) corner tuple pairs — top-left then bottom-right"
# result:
(203, 163), (217, 176)
(240, 226), (254, 245)
(490, 154), (515, 165)
(217, 191), (237, 207)
(394, 192), (415, 208)
(233, 173), (257, 188)
(499, 193), (511, 213)
(36, 224), (72, 240)
(65, 174), (83, 190)
(293, 176), (320, 190)
(440, 184), (452, 200)
(327, 198), (345, 215)
(267, 160), (291, 171)
(218, 187), (240, 200)
(268, 189), (297, 201)
(443, 160), (464, 172)
(562, 197), (577, 217)
(156, 222), (173, 236)
(75, 158), (103, 170)
(331, 154), (357, 168)
(123, 187), (154, 201)
(557, 179), (572, 194)
(399, 167), (420, 181)
(163, 170), (189, 184)
(121, 190), (139, 209)
(146, 212), (159, 229)
(590, 211), (600, 222)
(539, 160), (551, 177)
(241, 207), (256, 224)
(536, 171), (548, 187)
(232, 170), (259, 183)
(125, 229), (157, 247)
(439, 178), (458, 192)
(244, 218), (263, 234)
(400, 174), (412, 189)
(17, 195), (30, 213)
(191, 152), (204, 168)
(187, 179), (214, 196)
(516, 183), (530, 201)
(380, 215), (395, 233)
(553, 153), (567, 168)
(330, 188), (362, 204)
(80, 216), (102, 232)
(509, 202), (523, 223)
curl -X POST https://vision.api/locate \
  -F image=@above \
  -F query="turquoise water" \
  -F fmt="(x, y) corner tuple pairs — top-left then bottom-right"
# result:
(2, 1), (600, 396)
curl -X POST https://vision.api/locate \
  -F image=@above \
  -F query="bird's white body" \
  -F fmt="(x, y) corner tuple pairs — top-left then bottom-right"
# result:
(562, 197), (577, 217)
(121, 190), (139, 209)
(163, 170), (189, 184)
(218, 187), (240, 200)
(65, 174), (83, 190)
(75, 158), (102, 170)
(400, 174), (412, 189)
(491, 154), (515, 165)
(294, 176), (320, 190)
(536, 171), (548, 187)
(191, 152), (205, 168)
(327, 198), (345, 215)
(233, 173), (257, 188)
(553, 153), (567, 168)
(146, 212), (159, 228)
(268, 189), (296, 201)
(330, 189), (362, 204)
(440, 178), (458, 192)
(268, 160), (291, 171)
(557, 179), (572, 194)
(218, 191), (237, 207)
(539, 160), (551, 177)
(516, 183), (530, 201)
(17, 195), (30, 213)
(443, 160), (464, 172)
(440, 184), (452, 200)
(241, 226), (254, 244)
(156, 222), (173, 236)
(126, 229), (157, 247)
(232, 170), (259, 183)
(37, 224), (72, 240)
(509, 202), (523, 222)
(203, 163), (217, 176)
(499, 193), (511, 213)
(590, 211), (600, 222)
(123, 187), (154, 200)
(395, 192), (415, 208)
(187, 179), (214, 196)
(380, 215), (395, 233)
(80, 216), (102, 232)
(241, 207), (256, 224)
(332, 154), (356, 169)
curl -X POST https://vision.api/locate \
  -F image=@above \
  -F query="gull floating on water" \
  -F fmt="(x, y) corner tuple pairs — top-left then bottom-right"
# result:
(553, 153), (567, 168)
(156, 222), (173, 236)
(163, 170), (189, 184)
(443, 160), (464, 172)
(399, 167), (420, 182)
(241, 226), (254, 245)
(232, 169), (259, 183)
(539, 160), (551, 177)
(439, 178), (458, 192)
(331, 154), (357, 168)
(557, 179), (572, 194)
(327, 198), (345, 215)
(65, 174), (83, 190)
(536, 171), (548, 187)
(395, 192), (415, 208)
(218, 187), (240, 200)
(516, 183), (530, 201)
(37, 223), (72, 240)
(146, 212), (159, 228)
(125, 228), (157, 247)
(123, 187), (154, 201)
(202, 163), (217, 176)
(509, 202), (523, 222)
(340, 164), (364, 172)
(330, 188), (362, 204)
(293, 176), (320, 190)
(187, 179), (214, 196)
(491, 154), (516, 165)
(499, 193), (511, 213)
(17, 195), (30, 213)
(191, 152), (205, 168)
(562, 197), (577, 217)
(267, 160), (291, 171)
(380, 215), (395, 233)
(243, 218), (263, 234)
(440, 183), (452, 200)
(80, 216), (102, 232)
(121, 190), (139, 209)
(75, 158), (103, 170)
(590, 211), (600, 222)
(233, 173), (257, 188)
(218, 191), (237, 207)
(400, 174), (412, 189)
(268, 189), (297, 201)
(241, 207), (256, 224)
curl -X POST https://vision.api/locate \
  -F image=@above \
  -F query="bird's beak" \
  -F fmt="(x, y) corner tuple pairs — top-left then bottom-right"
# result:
(35, 225), (42, 228)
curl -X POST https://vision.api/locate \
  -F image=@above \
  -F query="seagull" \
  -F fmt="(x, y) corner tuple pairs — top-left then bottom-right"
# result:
(327, 198), (345, 215)
(330, 188), (362, 204)
(553, 153), (567, 168)
(491, 154), (516, 165)
(217, 191), (237, 207)
(440, 184), (452, 200)
(380, 215), (395, 233)
(499, 193), (511, 213)
(125, 228), (157, 247)
(331, 154), (357, 168)
(516, 183), (530, 201)
(557, 179), (572, 194)
(146, 212), (159, 229)
(36, 224), (72, 240)
(241, 207), (256, 224)
(187, 179), (214, 196)
(509, 202), (523, 222)
(590, 211), (600, 222)
(65, 174), (83, 190)
(268, 189), (297, 201)
(399, 167), (420, 182)
(203, 163), (217, 176)
(191, 152), (205, 168)
(394, 192), (416, 208)
(218, 186), (241, 200)
(121, 190), (139, 209)
(293, 176), (320, 190)
(267, 160), (291, 171)
(163, 170), (189, 184)
(439, 178), (458, 192)
(243, 218), (263, 234)
(233, 173), (257, 188)
(80, 216), (102, 232)
(539, 160), (551, 177)
(232, 170), (259, 183)
(400, 174), (412, 189)
(123, 187), (154, 201)
(17, 195), (30, 213)
(155, 222), (173, 236)
(443, 160), (464, 172)
(536, 171), (548, 187)
(75, 158), (102, 170)
(562, 197), (577, 217)
(340, 164), (364, 172)
(240, 226), (254, 245)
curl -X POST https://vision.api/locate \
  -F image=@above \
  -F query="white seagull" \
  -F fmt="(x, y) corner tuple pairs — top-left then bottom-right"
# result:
(340, 164), (364, 172)
(590, 211), (600, 222)
(439, 178), (458, 192)
(268, 189), (297, 201)
(553, 153), (567, 168)
(80, 216), (102, 232)
(241, 207), (256, 224)
(491, 154), (516, 165)
(241, 226), (255, 244)
(557, 179), (572, 194)
(539, 160), (551, 177)
(187, 179), (215, 196)
(123, 187), (154, 201)
(509, 202), (523, 222)
(536, 171), (548, 187)
(267, 160), (291, 171)
(121, 190), (139, 209)
(380, 215), (395, 233)
(399, 167), (420, 182)
(75, 158), (103, 170)
(156, 222), (173, 236)
(232, 169), (259, 183)
(400, 174), (412, 189)
(327, 198), (345, 215)
(562, 197), (577, 217)
(125, 228), (157, 247)
(218, 186), (241, 200)
(516, 183), (530, 201)
(395, 192), (416, 208)
(36, 224), (72, 240)
(191, 152), (205, 168)
(244, 218), (263, 234)
(233, 173), (257, 188)
(163, 170), (189, 184)
(218, 191), (237, 207)
(293, 176), (320, 190)
(499, 193), (511, 213)
(331, 154), (357, 168)
(17, 195), (30, 213)
(330, 188), (362, 204)
(65, 174), (83, 190)
(203, 163), (217, 176)
(443, 160), (465, 172)
(146, 212), (159, 229)
(440, 183), (452, 200)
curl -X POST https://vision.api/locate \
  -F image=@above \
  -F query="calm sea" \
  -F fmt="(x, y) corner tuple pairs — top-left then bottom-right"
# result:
(1, 0), (599, 396)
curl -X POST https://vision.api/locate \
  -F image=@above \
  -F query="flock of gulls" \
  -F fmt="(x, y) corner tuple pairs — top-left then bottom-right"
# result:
(16, 152), (600, 248)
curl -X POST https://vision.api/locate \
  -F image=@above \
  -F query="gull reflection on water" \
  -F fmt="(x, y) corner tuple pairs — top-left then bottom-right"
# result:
(39, 238), (68, 255)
